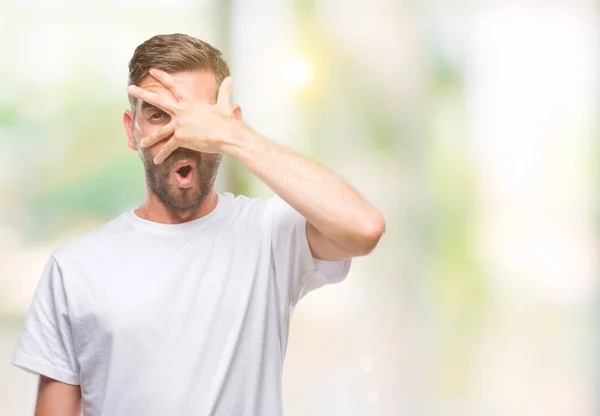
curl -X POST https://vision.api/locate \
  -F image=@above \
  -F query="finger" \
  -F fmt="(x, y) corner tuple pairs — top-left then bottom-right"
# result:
(140, 122), (175, 148)
(216, 76), (232, 110)
(153, 138), (179, 165)
(149, 68), (193, 102)
(128, 85), (178, 114)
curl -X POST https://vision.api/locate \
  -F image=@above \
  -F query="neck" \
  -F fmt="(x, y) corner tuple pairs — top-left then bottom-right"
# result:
(134, 187), (218, 225)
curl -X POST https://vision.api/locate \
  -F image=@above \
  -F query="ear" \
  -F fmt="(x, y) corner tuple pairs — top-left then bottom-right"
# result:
(123, 109), (138, 151)
(232, 104), (242, 121)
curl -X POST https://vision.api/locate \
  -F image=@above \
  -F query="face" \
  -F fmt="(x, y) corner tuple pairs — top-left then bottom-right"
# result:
(123, 70), (222, 212)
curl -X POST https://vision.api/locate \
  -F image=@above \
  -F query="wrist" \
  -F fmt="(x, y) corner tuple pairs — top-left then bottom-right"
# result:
(221, 120), (263, 160)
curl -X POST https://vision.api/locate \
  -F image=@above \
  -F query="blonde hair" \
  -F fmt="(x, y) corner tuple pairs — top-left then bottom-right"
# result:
(127, 33), (230, 110)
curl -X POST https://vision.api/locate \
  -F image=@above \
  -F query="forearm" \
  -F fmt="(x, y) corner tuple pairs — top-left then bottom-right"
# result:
(223, 122), (386, 254)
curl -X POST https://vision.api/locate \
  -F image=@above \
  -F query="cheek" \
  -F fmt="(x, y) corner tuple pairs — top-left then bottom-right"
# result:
(141, 148), (164, 169)
(133, 117), (145, 136)
(136, 120), (152, 138)
(137, 138), (158, 162)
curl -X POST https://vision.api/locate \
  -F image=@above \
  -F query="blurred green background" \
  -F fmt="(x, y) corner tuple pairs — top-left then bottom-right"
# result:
(1, 1), (598, 415)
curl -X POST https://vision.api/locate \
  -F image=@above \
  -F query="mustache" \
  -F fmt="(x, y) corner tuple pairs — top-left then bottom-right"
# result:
(162, 149), (202, 170)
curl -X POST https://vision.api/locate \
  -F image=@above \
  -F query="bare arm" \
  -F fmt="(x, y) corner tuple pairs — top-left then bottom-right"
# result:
(228, 130), (386, 259)
(34, 375), (81, 416)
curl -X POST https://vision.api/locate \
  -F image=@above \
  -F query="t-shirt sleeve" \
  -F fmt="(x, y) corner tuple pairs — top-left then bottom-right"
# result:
(269, 195), (351, 307)
(12, 255), (80, 385)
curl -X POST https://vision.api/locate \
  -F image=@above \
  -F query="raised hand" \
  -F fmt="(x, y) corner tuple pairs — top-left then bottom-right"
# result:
(127, 68), (238, 164)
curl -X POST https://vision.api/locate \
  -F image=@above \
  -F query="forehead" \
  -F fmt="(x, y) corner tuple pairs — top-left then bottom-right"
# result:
(137, 70), (217, 106)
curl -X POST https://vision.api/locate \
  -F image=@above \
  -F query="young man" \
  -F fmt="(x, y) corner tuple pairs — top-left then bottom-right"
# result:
(12, 33), (385, 416)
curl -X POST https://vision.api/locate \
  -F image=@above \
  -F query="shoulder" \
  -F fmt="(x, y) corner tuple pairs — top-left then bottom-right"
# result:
(51, 213), (129, 264)
(221, 192), (279, 221)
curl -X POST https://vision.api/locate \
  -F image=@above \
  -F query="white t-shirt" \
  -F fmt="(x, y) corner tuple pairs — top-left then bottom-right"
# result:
(12, 192), (351, 416)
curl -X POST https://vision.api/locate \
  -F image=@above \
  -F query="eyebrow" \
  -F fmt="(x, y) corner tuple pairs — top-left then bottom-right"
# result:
(140, 101), (164, 114)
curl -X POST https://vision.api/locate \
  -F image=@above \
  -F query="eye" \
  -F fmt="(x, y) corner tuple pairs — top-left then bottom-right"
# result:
(150, 112), (164, 120)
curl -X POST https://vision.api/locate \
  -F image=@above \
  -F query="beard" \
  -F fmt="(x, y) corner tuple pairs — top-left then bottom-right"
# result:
(140, 147), (221, 212)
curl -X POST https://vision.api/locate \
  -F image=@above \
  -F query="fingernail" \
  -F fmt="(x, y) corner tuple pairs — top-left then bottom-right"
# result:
(140, 139), (146, 147)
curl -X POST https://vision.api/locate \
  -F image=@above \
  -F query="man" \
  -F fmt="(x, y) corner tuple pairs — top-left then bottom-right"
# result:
(12, 33), (385, 416)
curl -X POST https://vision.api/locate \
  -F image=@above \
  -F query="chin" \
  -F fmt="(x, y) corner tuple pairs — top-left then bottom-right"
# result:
(162, 187), (207, 211)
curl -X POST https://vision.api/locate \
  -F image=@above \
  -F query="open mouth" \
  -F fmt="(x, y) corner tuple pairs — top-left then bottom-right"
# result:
(172, 160), (195, 188)
(177, 165), (192, 177)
